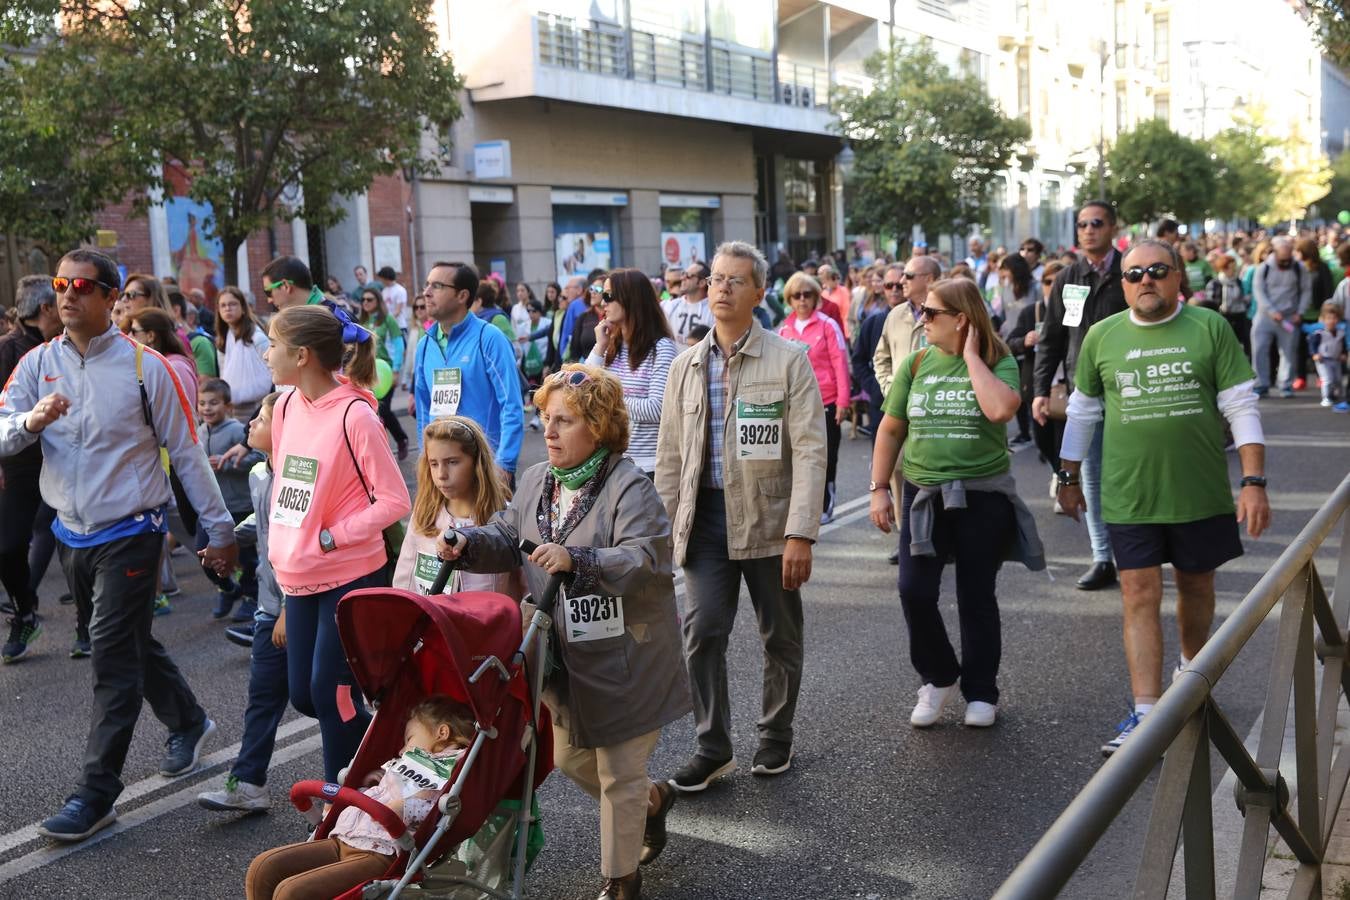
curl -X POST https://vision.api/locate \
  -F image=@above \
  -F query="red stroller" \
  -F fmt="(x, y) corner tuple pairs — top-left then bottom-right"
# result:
(288, 545), (563, 899)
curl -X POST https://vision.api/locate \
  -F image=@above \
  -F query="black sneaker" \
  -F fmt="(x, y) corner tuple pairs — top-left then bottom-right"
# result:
(750, 743), (793, 776)
(37, 795), (118, 842)
(668, 755), (736, 793)
(70, 634), (92, 659)
(230, 598), (257, 624)
(161, 717), (216, 777)
(224, 623), (255, 648)
(3, 614), (41, 663)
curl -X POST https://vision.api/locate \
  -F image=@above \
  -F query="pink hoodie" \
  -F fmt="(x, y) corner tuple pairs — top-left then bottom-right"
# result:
(269, 379), (411, 593)
(777, 311), (851, 408)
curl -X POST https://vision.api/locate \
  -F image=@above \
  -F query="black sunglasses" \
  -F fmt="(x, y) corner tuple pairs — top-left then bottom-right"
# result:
(1076, 218), (1107, 230)
(883, 281), (904, 290)
(919, 305), (960, 321)
(1122, 263), (1175, 283)
(901, 272), (926, 280)
(601, 291), (617, 303)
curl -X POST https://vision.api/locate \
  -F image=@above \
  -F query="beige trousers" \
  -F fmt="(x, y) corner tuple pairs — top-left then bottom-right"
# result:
(552, 723), (661, 878)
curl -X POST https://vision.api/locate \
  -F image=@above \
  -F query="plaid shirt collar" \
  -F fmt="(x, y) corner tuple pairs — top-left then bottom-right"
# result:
(1085, 246), (1116, 280)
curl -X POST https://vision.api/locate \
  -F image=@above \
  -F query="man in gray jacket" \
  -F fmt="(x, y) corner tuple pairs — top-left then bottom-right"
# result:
(1251, 236), (1312, 397)
(0, 249), (237, 842)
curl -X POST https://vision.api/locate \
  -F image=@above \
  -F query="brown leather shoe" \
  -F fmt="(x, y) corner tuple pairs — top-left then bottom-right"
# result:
(596, 869), (641, 900)
(640, 781), (676, 865)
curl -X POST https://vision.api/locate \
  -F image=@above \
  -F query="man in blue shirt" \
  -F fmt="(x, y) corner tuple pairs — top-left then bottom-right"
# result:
(556, 275), (590, 360)
(413, 261), (523, 476)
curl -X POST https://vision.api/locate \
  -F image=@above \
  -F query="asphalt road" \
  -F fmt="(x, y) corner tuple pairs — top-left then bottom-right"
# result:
(0, 391), (1344, 900)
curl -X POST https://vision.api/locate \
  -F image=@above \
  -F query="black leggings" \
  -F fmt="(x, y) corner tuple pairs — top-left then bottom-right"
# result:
(377, 393), (408, 444)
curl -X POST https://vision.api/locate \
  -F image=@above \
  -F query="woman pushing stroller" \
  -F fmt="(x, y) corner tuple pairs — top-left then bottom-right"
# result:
(438, 363), (690, 900)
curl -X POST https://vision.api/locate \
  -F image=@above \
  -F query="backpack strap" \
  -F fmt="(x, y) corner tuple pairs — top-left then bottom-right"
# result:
(909, 346), (929, 379)
(341, 399), (376, 505)
(134, 341), (161, 446)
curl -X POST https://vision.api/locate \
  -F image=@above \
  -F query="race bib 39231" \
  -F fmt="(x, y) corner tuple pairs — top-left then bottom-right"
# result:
(272, 455), (318, 529)
(735, 399), (784, 460)
(563, 591), (625, 643)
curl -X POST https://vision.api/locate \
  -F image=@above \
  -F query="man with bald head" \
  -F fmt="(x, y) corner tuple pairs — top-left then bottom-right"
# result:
(1057, 238), (1268, 757)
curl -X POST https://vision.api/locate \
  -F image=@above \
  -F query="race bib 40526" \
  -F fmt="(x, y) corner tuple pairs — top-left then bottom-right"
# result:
(272, 455), (318, 528)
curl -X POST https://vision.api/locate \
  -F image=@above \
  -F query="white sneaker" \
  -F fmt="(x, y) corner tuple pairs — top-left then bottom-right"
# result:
(910, 682), (959, 727)
(1322, 398), (1334, 408)
(1049, 473), (1058, 500)
(197, 775), (270, 812)
(964, 701), (997, 727)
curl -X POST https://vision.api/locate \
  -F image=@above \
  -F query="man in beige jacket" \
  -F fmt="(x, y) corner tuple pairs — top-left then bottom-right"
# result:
(871, 255), (940, 561)
(655, 240), (827, 791)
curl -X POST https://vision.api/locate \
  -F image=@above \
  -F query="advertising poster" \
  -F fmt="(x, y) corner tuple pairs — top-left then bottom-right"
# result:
(556, 232), (611, 282)
(660, 232), (706, 270)
(165, 196), (224, 305)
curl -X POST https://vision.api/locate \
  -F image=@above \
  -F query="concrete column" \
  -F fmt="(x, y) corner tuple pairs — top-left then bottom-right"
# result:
(291, 217), (310, 266)
(416, 182), (474, 278)
(713, 194), (757, 246)
(514, 185), (557, 288)
(146, 186), (173, 278)
(236, 243), (251, 290)
(620, 190), (661, 274)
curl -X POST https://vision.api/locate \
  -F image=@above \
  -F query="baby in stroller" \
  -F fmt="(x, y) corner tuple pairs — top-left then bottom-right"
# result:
(246, 696), (474, 900)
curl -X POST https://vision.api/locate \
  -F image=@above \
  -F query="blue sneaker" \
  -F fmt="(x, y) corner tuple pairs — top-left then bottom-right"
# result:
(230, 598), (257, 624)
(37, 795), (118, 842)
(211, 587), (238, 619)
(162, 717), (216, 777)
(3, 614), (41, 663)
(1335, 401), (1350, 413)
(1101, 709), (1144, 757)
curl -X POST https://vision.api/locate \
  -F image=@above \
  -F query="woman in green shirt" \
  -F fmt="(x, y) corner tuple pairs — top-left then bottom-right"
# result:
(358, 287), (410, 457)
(868, 277), (1027, 731)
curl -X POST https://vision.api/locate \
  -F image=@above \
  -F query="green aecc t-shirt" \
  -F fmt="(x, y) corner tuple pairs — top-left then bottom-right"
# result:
(883, 348), (1020, 486)
(1074, 304), (1254, 525)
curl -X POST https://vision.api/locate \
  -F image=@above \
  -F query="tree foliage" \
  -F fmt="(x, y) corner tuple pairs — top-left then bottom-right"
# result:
(1308, 0), (1350, 69)
(1208, 126), (1279, 223)
(1320, 150), (1350, 219)
(1100, 119), (1215, 225)
(832, 41), (1028, 245)
(0, 0), (463, 282)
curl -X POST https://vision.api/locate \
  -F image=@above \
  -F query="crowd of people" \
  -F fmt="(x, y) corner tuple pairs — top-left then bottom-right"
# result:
(0, 202), (1302, 896)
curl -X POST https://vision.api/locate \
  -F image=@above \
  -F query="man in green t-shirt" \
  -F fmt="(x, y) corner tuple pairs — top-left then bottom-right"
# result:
(1056, 239), (1270, 758)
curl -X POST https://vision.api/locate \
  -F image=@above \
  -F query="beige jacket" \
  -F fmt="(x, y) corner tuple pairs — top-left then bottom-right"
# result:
(872, 301), (926, 396)
(655, 321), (827, 565)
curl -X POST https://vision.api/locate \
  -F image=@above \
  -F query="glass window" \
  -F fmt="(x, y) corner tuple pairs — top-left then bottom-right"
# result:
(783, 159), (823, 215)
(1017, 49), (1031, 121)
(1116, 86), (1127, 133)
(708, 0), (772, 52)
(1154, 13), (1169, 81)
(630, 0), (703, 36)
(1114, 0), (1127, 58)
(1154, 94), (1169, 121)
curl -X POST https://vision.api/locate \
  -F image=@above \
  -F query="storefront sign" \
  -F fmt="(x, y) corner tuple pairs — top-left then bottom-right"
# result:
(473, 141), (512, 179)
(551, 190), (628, 207)
(658, 194), (721, 209)
(468, 186), (514, 204)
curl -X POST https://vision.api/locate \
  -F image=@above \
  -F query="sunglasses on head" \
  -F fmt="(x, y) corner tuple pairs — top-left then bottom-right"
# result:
(919, 305), (960, 321)
(1076, 218), (1107, 230)
(1122, 263), (1175, 283)
(549, 369), (592, 387)
(52, 276), (115, 296)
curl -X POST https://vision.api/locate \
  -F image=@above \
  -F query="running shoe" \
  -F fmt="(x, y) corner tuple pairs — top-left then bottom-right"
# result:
(1102, 709), (1145, 757)
(964, 701), (997, 727)
(153, 594), (172, 616)
(3, 614), (41, 663)
(162, 717), (216, 777)
(668, 755), (736, 793)
(197, 774), (269, 812)
(910, 682), (959, 727)
(37, 796), (117, 842)
(70, 635), (92, 659)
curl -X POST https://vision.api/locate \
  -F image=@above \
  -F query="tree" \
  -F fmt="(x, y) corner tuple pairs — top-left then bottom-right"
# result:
(1, 0), (463, 284)
(831, 41), (1028, 247)
(1207, 126), (1279, 223)
(1263, 123), (1333, 224)
(1308, 0), (1350, 68)
(1099, 119), (1215, 225)
(1320, 150), (1350, 219)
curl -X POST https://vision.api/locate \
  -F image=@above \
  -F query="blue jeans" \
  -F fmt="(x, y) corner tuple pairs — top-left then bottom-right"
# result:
(1081, 420), (1112, 563)
(232, 613), (290, 787)
(285, 570), (382, 782)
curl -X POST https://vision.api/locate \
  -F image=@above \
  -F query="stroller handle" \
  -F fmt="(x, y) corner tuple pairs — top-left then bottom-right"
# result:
(517, 538), (565, 616)
(428, 529), (462, 596)
(290, 780), (414, 850)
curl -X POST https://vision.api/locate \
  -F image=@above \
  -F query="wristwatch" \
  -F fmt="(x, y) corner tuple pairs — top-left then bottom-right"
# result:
(1056, 469), (1080, 487)
(1240, 475), (1268, 489)
(869, 480), (890, 493)
(319, 529), (337, 553)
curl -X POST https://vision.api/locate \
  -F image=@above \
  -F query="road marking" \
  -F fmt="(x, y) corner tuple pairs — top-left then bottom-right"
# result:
(0, 716), (318, 857)
(0, 491), (878, 881)
(0, 732), (324, 884)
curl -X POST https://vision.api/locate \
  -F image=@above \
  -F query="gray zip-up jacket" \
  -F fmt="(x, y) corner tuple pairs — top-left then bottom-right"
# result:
(235, 462), (283, 617)
(1252, 255), (1311, 319)
(0, 325), (234, 545)
(197, 418), (263, 516)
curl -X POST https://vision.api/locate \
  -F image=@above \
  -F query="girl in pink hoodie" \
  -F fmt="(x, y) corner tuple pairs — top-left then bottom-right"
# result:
(777, 271), (850, 524)
(266, 305), (412, 783)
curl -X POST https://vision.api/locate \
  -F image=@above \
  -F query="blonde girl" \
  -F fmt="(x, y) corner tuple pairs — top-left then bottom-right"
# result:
(393, 416), (522, 598)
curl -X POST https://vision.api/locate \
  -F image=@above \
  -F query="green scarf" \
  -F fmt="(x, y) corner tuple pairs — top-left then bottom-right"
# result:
(551, 447), (608, 490)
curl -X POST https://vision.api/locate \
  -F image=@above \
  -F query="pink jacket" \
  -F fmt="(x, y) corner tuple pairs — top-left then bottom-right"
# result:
(778, 312), (850, 408)
(269, 379), (411, 593)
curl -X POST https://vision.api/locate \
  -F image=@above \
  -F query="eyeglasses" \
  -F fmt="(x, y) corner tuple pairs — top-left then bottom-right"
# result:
(130, 326), (149, 336)
(1076, 218), (1108, 230)
(52, 276), (114, 296)
(122, 289), (151, 301)
(787, 291), (817, 300)
(707, 274), (748, 290)
(413, 303), (426, 312)
(883, 281), (904, 290)
(1122, 263), (1176, 283)
(262, 278), (291, 297)
(918, 305), (960, 321)
(423, 281), (455, 293)
(549, 369), (592, 387)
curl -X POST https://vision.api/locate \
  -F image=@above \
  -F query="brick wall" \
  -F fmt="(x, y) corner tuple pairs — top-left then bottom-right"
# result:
(366, 173), (415, 295)
(94, 199), (154, 276)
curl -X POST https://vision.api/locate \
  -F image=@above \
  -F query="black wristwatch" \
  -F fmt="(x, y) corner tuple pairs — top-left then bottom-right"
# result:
(1056, 468), (1080, 487)
(1240, 475), (1267, 489)
(319, 529), (337, 553)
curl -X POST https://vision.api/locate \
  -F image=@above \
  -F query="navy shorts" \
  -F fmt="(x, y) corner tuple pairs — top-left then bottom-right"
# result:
(1107, 513), (1244, 573)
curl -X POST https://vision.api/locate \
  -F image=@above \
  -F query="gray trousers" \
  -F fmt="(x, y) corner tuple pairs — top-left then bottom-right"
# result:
(60, 531), (205, 807)
(1251, 315), (1300, 392)
(681, 489), (803, 762)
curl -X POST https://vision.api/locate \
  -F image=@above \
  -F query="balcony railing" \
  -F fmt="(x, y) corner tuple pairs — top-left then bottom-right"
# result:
(535, 13), (830, 111)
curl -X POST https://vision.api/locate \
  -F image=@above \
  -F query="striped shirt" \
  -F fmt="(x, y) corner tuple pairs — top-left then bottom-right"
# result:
(700, 327), (752, 490)
(586, 336), (678, 472)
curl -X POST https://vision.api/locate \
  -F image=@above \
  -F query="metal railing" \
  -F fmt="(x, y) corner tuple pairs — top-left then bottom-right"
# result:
(996, 472), (1350, 899)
